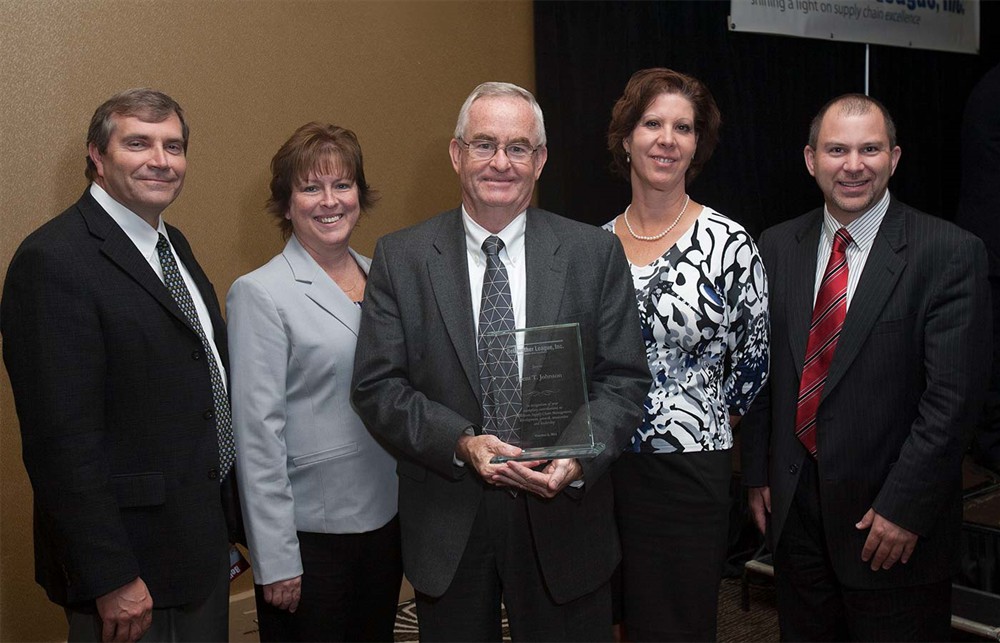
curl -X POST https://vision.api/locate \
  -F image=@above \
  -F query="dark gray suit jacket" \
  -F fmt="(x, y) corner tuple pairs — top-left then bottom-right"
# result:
(742, 197), (991, 588)
(2, 190), (234, 609)
(352, 207), (650, 602)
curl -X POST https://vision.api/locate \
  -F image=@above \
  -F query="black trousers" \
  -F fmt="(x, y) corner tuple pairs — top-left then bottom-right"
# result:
(415, 488), (612, 642)
(254, 515), (403, 642)
(774, 457), (952, 642)
(612, 449), (733, 642)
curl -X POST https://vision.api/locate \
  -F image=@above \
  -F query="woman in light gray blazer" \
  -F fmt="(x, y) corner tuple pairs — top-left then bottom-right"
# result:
(227, 122), (400, 642)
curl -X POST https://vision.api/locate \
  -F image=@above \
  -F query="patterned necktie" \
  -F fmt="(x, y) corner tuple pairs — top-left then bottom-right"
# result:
(478, 236), (521, 443)
(794, 228), (853, 457)
(156, 234), (236, 479)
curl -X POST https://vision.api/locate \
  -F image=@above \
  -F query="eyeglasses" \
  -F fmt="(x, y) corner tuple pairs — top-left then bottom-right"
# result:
(456, 138), (542, 163)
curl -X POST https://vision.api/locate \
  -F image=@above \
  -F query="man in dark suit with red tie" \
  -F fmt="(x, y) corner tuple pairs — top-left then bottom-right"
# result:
(742, 94), (991, 641)
(2, 88), (240, 642)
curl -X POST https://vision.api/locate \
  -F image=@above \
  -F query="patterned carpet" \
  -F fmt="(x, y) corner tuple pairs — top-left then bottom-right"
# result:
(392, 578), (778, 642)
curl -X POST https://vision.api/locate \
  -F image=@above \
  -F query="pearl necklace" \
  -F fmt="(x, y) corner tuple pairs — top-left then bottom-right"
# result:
(623, 195), (690, 242)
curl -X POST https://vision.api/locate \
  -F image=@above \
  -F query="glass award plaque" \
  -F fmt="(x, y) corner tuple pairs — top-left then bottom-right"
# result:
(485, 323), (602, 463)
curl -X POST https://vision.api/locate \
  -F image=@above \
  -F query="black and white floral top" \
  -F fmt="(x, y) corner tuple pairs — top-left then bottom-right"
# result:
(604, 207), (769, 454)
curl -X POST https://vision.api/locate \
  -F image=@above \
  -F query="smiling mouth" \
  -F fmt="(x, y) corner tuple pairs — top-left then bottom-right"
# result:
(316, 215), (343, 224)
(838, 179), (869, 188)
(652, 156), (678, 164)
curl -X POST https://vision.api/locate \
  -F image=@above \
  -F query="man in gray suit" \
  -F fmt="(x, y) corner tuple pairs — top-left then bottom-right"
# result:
(352, 82), (650, 641)
(742, 94), (990, 641)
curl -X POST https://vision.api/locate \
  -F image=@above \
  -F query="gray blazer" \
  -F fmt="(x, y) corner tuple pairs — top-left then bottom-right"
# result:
(352, 207), (650, 602)
(228, 234), (397, 585)
(742, 198), (991, 588)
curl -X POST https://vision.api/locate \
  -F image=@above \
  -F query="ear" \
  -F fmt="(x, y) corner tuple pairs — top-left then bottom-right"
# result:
(889, 146), (901, 176)
(803, 145), (817, 177)
(532, 145), (548, 180)
(449, 139), (463, 174)
(87, 142), (105, 179)
(622, 138), (631, 156)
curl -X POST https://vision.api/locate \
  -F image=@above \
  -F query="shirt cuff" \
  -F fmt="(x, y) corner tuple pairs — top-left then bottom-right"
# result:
(453, 426), (476, 467)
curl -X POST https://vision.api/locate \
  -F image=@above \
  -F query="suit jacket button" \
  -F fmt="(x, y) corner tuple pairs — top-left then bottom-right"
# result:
(208, 467), (219, 480)
(203, 409), (215, 420)
(192, 350), (202, 360)
(789, 464), (799, 474)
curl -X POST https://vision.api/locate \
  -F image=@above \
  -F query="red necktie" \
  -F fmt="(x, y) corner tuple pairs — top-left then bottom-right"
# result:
(795, 228), (853, 456)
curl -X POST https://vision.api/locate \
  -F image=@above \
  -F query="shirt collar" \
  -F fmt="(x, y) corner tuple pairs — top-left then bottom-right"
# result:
(90, 182), (169, 259)
(461, 205), (526, 267)
(822, 189), (890, 252)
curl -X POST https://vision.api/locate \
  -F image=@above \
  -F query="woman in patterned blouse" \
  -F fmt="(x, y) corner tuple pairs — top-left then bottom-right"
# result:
(603, 68), (769, 642)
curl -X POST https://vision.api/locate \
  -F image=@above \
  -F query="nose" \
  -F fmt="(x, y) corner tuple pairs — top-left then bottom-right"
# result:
(656, 127), (674, 148)
(843, 151), (864, 173)
(489, 146), (512, 171)
(320, 186), (339, 207)
(148, 144), (171, 168)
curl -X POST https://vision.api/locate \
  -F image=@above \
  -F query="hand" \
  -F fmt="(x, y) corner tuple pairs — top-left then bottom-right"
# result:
(493, 458), (583, 498)
(95, 577), (153, 642)
(455, 434), (522, 486)
(748, 486), (771, 534)
(856, 508), (918, 571)
(263, 576), (302, 612)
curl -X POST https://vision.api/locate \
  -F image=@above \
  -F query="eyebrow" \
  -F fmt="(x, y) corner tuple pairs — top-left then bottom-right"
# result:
(823, 140), (885, 148)
(468, 133), (533, 145)
(121, 133), (184, 145)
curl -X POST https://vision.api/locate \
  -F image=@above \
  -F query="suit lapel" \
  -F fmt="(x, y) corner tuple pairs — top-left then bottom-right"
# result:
(78, 193), (193, 332)
(823, 202), (906, 396)
(787, 211), (824, 379)
(428, 210), (479, 397)
(524, 209), (567, 327)
(284, 235), (363, 337)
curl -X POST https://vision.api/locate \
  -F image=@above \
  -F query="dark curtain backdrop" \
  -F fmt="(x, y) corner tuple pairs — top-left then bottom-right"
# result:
(534, 0), (1000, 237)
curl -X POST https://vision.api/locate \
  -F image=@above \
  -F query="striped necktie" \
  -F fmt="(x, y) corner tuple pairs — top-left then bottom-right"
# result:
(794, 227), (853, 457)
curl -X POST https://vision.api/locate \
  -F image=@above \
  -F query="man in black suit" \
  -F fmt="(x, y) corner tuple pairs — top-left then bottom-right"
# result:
(2, 89), (239, 642)
(352, 82), (650, 641)
(742, 94), (990, 641)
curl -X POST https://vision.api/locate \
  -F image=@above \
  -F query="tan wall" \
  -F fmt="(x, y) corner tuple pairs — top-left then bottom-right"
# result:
(0, 1), (534, 639)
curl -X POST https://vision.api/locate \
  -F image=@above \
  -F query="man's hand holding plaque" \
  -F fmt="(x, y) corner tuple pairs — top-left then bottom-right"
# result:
(494, 458), (583, 497)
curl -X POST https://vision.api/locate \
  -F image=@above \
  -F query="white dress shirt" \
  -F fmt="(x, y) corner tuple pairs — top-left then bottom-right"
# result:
(462, 206), (527, 331)
(90, 182), (227, 390)
(813, 190), (891, 311)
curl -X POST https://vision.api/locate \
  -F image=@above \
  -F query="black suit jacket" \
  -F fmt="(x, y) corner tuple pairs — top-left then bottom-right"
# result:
(352, 207), (650, 603)
(742, 197), (991, 588)
(2, 190), (233, 609)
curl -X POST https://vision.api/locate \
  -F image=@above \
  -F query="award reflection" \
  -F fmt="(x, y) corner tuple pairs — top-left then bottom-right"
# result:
(489, 323), (599, 462)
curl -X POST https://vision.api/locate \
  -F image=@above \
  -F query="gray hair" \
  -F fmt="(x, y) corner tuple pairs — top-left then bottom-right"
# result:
(453, 82), (547, 146)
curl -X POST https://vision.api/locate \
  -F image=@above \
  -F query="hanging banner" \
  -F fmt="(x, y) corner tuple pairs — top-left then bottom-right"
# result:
(729, 0), (979, 54)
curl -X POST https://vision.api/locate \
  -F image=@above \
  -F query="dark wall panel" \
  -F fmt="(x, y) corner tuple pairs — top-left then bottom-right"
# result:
(534, 0), (999, 236)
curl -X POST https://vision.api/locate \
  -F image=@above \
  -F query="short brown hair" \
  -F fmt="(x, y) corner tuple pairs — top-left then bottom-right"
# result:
(85, 88), (188, 182)
(607, 68), (721, 183)
(267, 122), (378, 238)
(808, 93), (897, 149)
